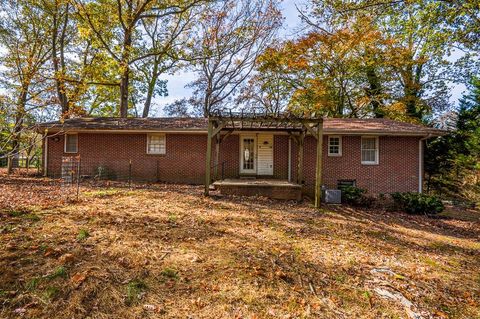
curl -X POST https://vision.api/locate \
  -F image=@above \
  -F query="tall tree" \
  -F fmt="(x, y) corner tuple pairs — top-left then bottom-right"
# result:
(425, 77), (480, 199)
(0, 0), (52, 173)
(74, 0), (204, 117)
(189, 0), (281, 117)
(263, 0), (456, 120)
(134, 7), (195, 117)
(250, 17), (389, 117)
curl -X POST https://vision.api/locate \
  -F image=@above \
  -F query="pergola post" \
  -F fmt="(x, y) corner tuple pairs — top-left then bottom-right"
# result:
(314, 121), (324, 208)
(204, 119), (213, 196)
(214, 134), (220, 180)
(297, 131), (305, 185)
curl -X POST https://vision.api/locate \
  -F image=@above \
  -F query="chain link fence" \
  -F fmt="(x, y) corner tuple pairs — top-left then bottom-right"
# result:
(3, 155), (230, 202)
(53, 155), (225, 200)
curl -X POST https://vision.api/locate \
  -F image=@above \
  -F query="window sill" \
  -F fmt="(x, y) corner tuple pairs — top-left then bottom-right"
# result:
(328, 154), (342, 157)
(146, 153), (166, 156)
(361, 162), (379, 165)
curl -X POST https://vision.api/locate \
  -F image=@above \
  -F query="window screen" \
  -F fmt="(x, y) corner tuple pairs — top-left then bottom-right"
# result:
(361, 137), (378, 164)
(147, 134), (166, 154)
(65, 134), (78, 153)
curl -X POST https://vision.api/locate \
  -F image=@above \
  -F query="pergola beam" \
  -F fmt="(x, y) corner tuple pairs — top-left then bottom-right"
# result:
(302, 122), (318, 140)
(212, 122), (225, 137)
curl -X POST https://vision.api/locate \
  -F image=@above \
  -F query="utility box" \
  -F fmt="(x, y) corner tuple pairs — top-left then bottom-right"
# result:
(323, 189), (342, 204)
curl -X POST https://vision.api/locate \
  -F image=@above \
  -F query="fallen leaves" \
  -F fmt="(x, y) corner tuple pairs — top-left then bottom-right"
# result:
(70, 271), (88, 288)
(58, 253), (74, 264)
(0, 172), (479, 318)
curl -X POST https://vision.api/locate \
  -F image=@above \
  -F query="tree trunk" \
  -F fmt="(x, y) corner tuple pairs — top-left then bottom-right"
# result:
(403, 63), (423, 119)
(52, 3), (70, 116)
(119, 28), (132, 118)
(8, 88), (28, 175)
(120, 67), (129, 117)
(365, 66), (383, 118)
(6, 156), (14, 175)
(203, 88), (212, 118)
(142, 57), (160, 118)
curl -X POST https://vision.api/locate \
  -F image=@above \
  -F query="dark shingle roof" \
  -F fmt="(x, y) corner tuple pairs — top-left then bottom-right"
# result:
(37, 117), (208, 131)
(323, 118), (444, 135)
(36, 117), (445, 136)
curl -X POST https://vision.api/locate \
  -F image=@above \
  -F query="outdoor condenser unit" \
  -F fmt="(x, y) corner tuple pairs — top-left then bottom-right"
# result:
(323, 189), (342, 204)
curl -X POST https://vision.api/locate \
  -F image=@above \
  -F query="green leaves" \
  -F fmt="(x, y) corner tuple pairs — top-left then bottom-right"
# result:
(391, 192), (445, 215)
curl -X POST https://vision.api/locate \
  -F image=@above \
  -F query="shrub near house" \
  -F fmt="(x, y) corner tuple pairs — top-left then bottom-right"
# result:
(391, 192), (445, 215)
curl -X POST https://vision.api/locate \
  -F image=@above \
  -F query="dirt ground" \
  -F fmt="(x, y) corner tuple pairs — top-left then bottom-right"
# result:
(0, 171), (479, 318)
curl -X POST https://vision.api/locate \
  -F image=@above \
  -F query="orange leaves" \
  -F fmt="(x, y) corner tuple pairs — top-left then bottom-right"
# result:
(70, 271), (88, 288)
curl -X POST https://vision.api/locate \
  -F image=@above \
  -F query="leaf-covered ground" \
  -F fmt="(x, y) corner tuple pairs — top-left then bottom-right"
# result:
(1, 172), (479, 318)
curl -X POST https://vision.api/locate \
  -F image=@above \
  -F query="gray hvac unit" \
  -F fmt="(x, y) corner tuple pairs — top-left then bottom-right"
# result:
(323, 189), (342, 204)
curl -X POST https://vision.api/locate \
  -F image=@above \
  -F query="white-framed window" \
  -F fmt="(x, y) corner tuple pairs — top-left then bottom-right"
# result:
(147, 134), (166, 154)
(361, 136), (379, 165)
(328, 136), (342, 156)
(64, 133), (78, 153)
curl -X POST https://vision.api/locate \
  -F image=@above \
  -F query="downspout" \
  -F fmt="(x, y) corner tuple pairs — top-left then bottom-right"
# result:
(418, 134), (432, 193)
(43, 129), (48, 177)
(288, 136), (292, 182)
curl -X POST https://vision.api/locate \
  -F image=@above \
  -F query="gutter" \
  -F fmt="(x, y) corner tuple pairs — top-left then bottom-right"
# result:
(418, 134), (433, 193)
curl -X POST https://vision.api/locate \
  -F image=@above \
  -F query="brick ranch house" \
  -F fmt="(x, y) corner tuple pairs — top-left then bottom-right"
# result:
(37, 117), (443, 199)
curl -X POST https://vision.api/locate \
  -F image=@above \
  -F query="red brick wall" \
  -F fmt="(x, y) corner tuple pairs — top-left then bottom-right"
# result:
(218, 135), (239, 178)
(45, 132), (420, 194)
(46, 133), (209, 184)
(273, 135), (289, 180)
(303, 135), (419, 195)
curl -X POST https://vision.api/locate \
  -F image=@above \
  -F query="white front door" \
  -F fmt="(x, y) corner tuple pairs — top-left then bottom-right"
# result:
(257, 134), (274, 175)
(240, 135), (256, 174)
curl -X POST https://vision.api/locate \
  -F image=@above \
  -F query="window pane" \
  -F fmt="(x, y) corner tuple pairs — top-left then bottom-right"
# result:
(362, 138), (375, 150)
(329, 145), (339, 154)
(330, 137), (339, 146)
(329, 137), (341, 155)
(361, 137), (377, 163)
(243, 138), (254, 170)
(148, 135), (165, 154)
(66, 134), (77, 153)
(362, 150), (376, 162)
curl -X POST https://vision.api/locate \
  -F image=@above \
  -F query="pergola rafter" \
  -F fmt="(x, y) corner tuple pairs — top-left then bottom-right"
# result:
(204, 109), (324, 208)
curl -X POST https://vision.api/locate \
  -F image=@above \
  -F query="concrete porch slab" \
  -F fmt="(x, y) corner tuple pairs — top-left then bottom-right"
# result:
(212, 179), (302, 200)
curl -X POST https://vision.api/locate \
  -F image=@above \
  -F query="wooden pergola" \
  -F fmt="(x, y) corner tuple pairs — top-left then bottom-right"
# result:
(204, 110), (324, 208)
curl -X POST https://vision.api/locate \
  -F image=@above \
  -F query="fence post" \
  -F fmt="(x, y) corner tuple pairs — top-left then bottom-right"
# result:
(76, 156), (81, 201)
(128, 159), (132, 188)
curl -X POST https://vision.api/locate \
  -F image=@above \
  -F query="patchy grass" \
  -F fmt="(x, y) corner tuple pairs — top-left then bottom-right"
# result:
(126, 279), (147, 306)
(77, 229), (90, 241)
(160, 267), (179, 280)
(47, 266), (68, 280)
(0, 172), (479, 318)
(83, 188), (122, 198)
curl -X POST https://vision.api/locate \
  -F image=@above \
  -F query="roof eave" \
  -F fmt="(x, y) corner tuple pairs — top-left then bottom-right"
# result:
(38, 125), (446, 137)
